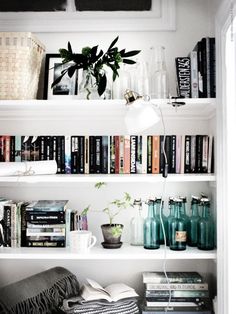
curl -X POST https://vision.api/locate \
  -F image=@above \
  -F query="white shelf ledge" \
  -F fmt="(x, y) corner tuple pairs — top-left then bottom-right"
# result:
(0, 174), (216, 186)
(0, 243), (216, 260)
(0, 98), (216, 121)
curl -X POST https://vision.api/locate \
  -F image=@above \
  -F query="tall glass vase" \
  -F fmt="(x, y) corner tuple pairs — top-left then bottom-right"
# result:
(198, 198), (214, 250)
(143, 199), (159, 249)
(188, 196), (200, 247)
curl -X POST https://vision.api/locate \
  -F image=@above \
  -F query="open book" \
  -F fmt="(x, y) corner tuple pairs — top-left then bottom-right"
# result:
(81, 278), (139, 302)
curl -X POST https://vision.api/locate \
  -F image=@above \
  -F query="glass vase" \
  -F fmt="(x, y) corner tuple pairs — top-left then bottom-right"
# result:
(130, 199), (144, 246)
(78, 69), (100, 100)
(143, 199), (159, 249)
(188, 196), (200, 247)
(197, 198), (214, 250)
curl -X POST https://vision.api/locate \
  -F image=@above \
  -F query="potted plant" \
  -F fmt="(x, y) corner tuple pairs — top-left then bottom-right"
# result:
(95, 182), (133, 249)
(51, 36), (140, 99)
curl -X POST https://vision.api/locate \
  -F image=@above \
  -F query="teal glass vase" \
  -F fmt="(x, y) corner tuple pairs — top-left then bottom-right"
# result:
(144, 199), (160, 249)
(167, 197), (175, 246)
(154, 198), (168, 245)
(169, 199), (187, 251)
(188, 196), (200, 247)
(198, 198), (214, 250)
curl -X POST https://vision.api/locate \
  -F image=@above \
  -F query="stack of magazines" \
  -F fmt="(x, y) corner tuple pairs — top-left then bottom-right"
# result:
(141, 272), (213, 314)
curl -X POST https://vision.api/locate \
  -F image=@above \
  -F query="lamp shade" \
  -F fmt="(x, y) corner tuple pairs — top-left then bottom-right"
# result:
(125, 98), (160, 134)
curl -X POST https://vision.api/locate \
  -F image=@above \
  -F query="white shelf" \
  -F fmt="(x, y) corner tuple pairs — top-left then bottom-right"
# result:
(0, 98), (216, 121)
(0, 243), (216, 260)
(0, 174), (216, 185)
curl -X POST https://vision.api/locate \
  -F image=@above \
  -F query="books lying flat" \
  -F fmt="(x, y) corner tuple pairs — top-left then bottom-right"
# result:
(81, 278), (138, 302)
(26, 200), (68, 212)
(143, 272), (203, 284)
(146, 290), (209, 298)
(145, 283), (208, 291)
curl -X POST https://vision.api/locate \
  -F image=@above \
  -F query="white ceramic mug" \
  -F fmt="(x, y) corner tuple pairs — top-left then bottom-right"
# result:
(70, 230), (97, 252)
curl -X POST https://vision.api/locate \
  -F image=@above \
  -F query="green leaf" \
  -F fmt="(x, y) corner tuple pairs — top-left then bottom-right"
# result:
(108, 36), (119, 51)
(122, 50), (141, 58)
(97, 73), (107, 96)
(67, 65), (77, 78)
(81, 205), (90, 216)
(51, 71), (67, 88)
(95, 182), (106, 189)
(122, 59), (137, 65)
(68, 42), (73, 54)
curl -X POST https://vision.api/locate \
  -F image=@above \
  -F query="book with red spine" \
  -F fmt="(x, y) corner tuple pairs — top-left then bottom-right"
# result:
(124, 135), (131, 174)
(152, 136), (160, 174)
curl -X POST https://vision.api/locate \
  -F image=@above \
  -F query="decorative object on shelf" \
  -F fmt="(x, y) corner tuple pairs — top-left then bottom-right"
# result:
(197, 197), (214, 250)
(95, 182), (133, 249)
(143, 198), (160, 250)
(154, 197), (168, 245)
(44, 54), (78, 100)
(124, 90), (160, 134)
(130, 198), (144, 246)
(69, 230), (97, 253)
(112, 63), (131, 99)
(0, 32), (45, 100)
(188, 195), (200, 247)
(0, 160), (57, 176)
(149, 45), (169, 99)
(51, 37), (140, 99)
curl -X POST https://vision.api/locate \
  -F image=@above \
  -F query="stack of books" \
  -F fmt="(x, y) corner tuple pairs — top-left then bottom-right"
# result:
(141, 272), (213, 313)
(25, 200), (68, 247)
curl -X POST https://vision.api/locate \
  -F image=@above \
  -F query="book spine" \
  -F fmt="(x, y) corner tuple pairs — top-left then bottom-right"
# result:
(45, 136), (52, 160)
(15, 135), (21, 162)
(71, 136), (78, 174)
(110, 136), (115, 174)
(142, 135), (147, 174)
(170, 135), (176, 173)
(39, 136), (45, 161)
(84, 136), (90, 174)
(175, 57), (191, 98)
(136, 135), (142, 174)
(184, 135), (191, 173)
(26, 240), (65, 247)
(21, 203), (27, 247)
(175, 135), (182, 174)
(180, 135), (185, 174)
(30, 136), (40, 161)
(145, 290), (209, 298)
(152, 136), (160, 174)
(21, 136), (31, 161)
(101, 136), (108, 174)
(190, 135), (196, 173)
(26, 212), (65, 224)
(130, 135), (137, 174)
(189, 51), (199, 98)
(65, 135), (71, 174)
(95, 136), (102, 174)
(114, 136), (120, 174)
(52, 136), (57, 164)
(147, 135), (152, 174)
(4, 136), (10, 162)
(10, 136), (15, 162)
(145, 283), (208, 290)
(65, 208), (72, 247)
(3, 205), (11, 247)
(0, 136), (4, 161)
(202, 135), (209, 173)
(196, 135), (203, 173)
(119, 135), (125, 174)
(79, 136), (85, 174)
(11, 203), (17, 248)
(124, 135), (131, 174)
(201, 38), (208, 98)
(16, 203), (22, 248)
(165, 136), (171, 173)
(210, 38), (216, 98)
(207, 135), (213, 174)
(89, 136), (95, 174)
(61, 136), (66, 174)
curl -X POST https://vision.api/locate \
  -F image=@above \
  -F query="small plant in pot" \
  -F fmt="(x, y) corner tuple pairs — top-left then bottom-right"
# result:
(95, 182), (133, 249)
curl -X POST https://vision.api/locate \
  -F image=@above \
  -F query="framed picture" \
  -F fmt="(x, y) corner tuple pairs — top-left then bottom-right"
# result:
(43, 54), (78, 100)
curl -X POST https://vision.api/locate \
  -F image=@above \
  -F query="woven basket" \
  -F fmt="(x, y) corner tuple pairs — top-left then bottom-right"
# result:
(0, 32), (45, 100)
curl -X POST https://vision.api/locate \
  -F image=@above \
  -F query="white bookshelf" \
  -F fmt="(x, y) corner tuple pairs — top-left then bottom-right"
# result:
(0, 244), (216, 260)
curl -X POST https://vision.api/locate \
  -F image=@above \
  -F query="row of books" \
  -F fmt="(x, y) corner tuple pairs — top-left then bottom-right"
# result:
(141, 272), (213, 313)
(0, 135), (214, 174)
(0, 198), (88, 248)
(175, 37), (215, 98)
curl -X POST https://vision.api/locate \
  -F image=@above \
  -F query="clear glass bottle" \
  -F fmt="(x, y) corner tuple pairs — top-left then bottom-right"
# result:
(198, 198), (214, 250)
(130, 198), (144, 246)
(169, 199), (187, 251)
(188, 196), (200, 247)
(143, 199), (159, 249)
(112, 63), (131, 99)
(167, 197), (175, 246)
(134, 61), (150, 96)
(154, 198), (168, 245)
(149, 46), (169, 99)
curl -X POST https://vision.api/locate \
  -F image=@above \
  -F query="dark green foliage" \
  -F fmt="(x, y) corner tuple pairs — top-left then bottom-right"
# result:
(51, 36), (141, 96)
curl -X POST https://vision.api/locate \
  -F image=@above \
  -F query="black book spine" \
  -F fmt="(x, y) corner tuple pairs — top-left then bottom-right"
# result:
(159, 135), (165, 174)
(101, 136), (108, 174)
(30, 136), (40, 161)
(201, 38), (208, 98)
(130, 135), (137, 174)
(147, 135), (152, 174)
(61, 136), (66, 174)
(71, 136), (78, 174)
(10, 136), (15, 162)
(45, 136), (53, 160)
(210, 37), (216, 98)
(21, 203), (27, 247)
(196, 135), (203, 173)
(26, 211), (65, 224)
(26, 240), (65, 248)
(21, 136), (32, 161)
(170, 135), (176, 173)
(110, 136), (115, 174)
(0, 136), (4, 162)
(165, 136), (171, 173)
(3, 205), (11, 247)
(175, 57), (191, 98)
(52, 136), (57, 163)
(95, 136), (102, 173)
(184, 135), (191, 173)
(79, 136), (85, 174)
(39, 136), (45, 161)
(89, 136), (95, 174)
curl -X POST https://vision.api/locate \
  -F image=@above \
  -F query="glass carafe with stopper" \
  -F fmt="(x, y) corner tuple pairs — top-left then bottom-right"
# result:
(149, 46), (169, 99)
(198, 198), (214, 250)
(188, 196), (200, 247)
(144, 198), (159, 249)
(130, 198), (144, 246)
(169, 198), (187, 251)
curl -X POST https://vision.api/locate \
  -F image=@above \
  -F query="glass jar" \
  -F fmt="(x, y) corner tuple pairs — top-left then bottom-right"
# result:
(143, 199), (159, 249)
(188, 196), (200, 247)
(169, 199), (187, 251)
(149, 46), (169, 99)
(198, 198), (214, 250)
(130, 198), (144, 246)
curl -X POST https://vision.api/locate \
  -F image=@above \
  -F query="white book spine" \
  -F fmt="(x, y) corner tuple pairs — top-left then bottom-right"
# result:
(180, 135), (185, 174)
(207, 135), (213, 173)
(84, 136), (89, 174)
(202, 135), (209, 172)
(107, 136), (110, 174)
(65, 135), (71, 174)
(142, 136), (147, 174)
(190, 51), (199, 98)
(175, 135), (182, 174)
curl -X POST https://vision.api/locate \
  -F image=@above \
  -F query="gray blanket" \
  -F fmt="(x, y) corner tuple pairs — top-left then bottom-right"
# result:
(0, 267), (80, 314)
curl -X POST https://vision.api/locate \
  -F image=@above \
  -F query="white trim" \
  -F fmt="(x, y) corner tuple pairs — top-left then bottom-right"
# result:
(0, 0), (176, 32)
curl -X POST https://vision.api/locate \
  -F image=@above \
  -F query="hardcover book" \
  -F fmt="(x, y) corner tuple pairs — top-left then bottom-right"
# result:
(26, 200), (68, 212)
(143, 272), (203, 284)
(175, 57), (191, 98)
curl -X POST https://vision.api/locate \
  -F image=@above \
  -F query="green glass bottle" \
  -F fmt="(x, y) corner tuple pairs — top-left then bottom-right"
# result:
(188, 196), (200, 247)
(167, 197), (175, 246)
(154, 198), (168, 245)
(169, 199), (187, 251)
(179, 196), (190, 240)
(144, 199), (160, 249)
(198, 198), (214, 250)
